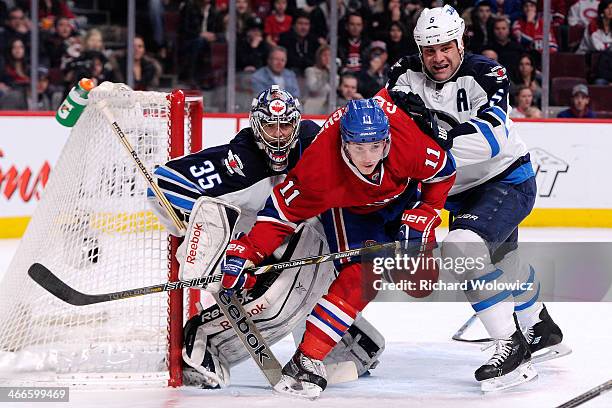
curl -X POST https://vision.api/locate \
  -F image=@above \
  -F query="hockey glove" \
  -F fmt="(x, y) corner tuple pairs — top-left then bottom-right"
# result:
(220, 239), (262, 291)
(388, 90), (452, 150)
(396, 203), (441, 254)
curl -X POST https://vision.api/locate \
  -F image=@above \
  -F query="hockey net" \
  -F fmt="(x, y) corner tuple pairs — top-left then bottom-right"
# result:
(0, 82), (203, 387)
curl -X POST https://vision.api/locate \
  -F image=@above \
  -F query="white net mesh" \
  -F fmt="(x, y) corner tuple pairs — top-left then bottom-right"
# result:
(0, 83), (186, 387)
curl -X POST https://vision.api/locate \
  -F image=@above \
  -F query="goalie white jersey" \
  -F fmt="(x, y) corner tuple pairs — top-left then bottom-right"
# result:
(387, 53), (529, 195)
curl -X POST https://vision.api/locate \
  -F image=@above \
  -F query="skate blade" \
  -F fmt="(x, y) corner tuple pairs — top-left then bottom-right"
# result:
(480, 362), (538, 392)
(531, 343), (572, 364)
(273, 375), (322, 400)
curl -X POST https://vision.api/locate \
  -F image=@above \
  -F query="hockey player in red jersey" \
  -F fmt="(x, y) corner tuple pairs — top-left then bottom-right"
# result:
(218, 91), (456, 398)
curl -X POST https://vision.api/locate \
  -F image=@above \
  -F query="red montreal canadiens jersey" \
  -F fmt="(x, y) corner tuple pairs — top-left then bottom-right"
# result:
(242, 88), (456, 260)
(345, 39), (363, 72)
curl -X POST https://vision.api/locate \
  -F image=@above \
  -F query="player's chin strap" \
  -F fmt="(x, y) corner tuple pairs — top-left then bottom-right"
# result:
(340, 145), (385, 183)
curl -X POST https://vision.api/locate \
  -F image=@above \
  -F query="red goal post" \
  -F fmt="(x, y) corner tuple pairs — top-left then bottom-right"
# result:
(168, 90), (204, 387)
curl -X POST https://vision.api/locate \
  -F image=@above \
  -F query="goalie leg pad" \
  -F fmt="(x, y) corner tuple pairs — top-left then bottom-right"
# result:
(182, 220), (336, 373)
(323, 315), (385, 376)
(183, 312), (230, 388)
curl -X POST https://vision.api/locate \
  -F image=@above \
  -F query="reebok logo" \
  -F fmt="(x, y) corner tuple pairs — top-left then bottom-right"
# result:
(185, 223), (203, 265)
(218, 292), (270, 365)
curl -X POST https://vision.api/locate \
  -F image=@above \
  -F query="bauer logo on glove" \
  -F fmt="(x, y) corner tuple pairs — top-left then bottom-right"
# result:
(227, 242), (247, 254)
(221, 238), (264, 291)
(397, 204), (441, 253)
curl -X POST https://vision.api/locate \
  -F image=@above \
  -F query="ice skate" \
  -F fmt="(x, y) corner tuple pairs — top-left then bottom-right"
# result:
(273, 349), (327, 399)
(524, 305), (572, 364)
(476, 328), (537, 392)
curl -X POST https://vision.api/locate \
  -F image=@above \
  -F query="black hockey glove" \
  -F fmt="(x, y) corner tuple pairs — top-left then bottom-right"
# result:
(388, 90), (453, 150)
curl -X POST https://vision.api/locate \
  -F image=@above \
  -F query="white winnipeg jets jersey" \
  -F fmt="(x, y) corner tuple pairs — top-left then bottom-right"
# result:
(387, 53), (528, 195)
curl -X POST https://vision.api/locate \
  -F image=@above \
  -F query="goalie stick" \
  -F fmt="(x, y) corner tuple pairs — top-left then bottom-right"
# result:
(28, 264), (360, 385)
(28, 263), (221, 306)
(29, 240), (400, 306)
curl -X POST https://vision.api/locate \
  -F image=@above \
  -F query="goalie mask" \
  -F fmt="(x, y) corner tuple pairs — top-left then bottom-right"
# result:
(250, 86), (302, 172)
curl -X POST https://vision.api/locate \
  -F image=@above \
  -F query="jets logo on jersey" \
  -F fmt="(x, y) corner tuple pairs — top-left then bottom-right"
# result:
(269, 99), (287, 116)
(485, 66), (508, 83)
(223, 149), (245, 177)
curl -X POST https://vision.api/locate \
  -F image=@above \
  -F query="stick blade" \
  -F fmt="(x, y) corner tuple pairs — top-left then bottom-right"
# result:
(28, 263), (100, 306)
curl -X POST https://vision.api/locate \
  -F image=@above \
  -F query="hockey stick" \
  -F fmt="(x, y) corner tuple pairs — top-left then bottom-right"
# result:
(451, 313), (494, 343)
(556, 380), (612, 408)
(28, 263), (221, 306)
(97, 101), (282, 386)
(248, 240), (399, 275)
(28, 240), (401, 306)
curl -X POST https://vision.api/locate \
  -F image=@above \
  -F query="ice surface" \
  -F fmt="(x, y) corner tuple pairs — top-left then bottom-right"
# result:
(0, 229), (610, 408)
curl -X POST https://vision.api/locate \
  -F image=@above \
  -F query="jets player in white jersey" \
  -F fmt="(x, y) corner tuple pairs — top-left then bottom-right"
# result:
(386, 5), (568, 391)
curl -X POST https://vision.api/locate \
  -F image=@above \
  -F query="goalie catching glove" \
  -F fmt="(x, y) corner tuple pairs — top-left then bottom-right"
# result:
(221, 238), (265, 291)
(388, 90), (452, 150)
(396, 203), (441, 254)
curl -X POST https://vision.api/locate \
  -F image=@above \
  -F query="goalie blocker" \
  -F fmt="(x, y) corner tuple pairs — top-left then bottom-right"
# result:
(173, 196), (386, 388)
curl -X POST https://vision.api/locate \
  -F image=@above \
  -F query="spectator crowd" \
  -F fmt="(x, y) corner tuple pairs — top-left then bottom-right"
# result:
(0, 0), (610, 117)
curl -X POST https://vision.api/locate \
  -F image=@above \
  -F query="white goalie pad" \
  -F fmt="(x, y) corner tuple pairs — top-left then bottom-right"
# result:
(200, 219), (336, 361)
(177, 196), (241, 284)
